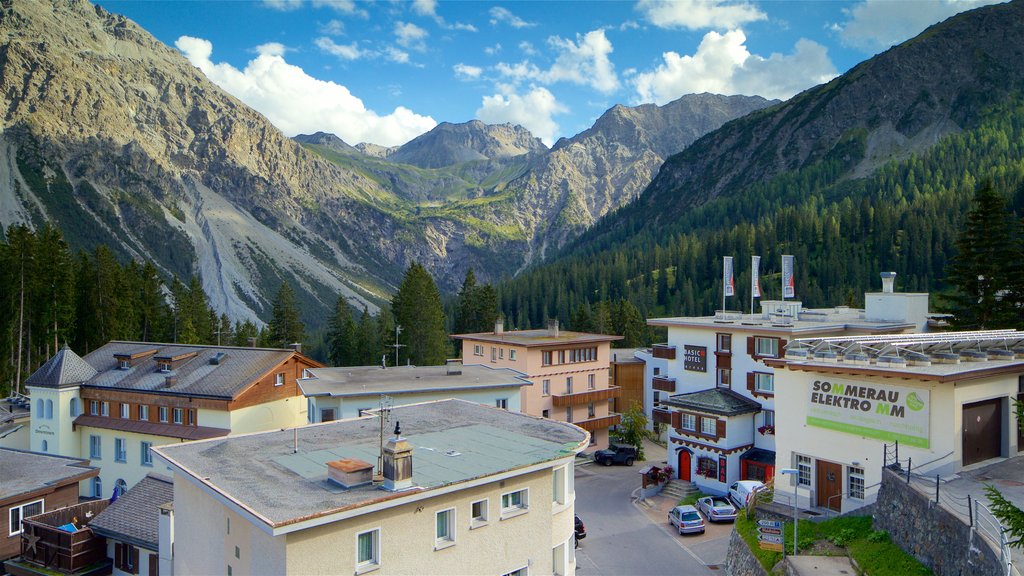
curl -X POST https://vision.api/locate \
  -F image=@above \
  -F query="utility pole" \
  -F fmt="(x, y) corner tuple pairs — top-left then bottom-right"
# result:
(391, 325), (405, 367)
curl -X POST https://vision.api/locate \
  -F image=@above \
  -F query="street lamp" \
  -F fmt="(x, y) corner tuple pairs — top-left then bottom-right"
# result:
(779, 468), (799, 556)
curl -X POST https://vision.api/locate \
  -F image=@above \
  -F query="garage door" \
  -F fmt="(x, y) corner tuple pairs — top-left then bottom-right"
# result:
(963, 399), (1001, 466)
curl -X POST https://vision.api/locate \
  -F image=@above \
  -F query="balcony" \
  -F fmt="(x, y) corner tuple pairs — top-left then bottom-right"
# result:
(652, 376), (676, 393)
(652, 408), (672, 425)
(551, 386), (620, 407)
(572, 413), (622, 433)
(6, 500), (111, 576)
(652, 344), (676, 360)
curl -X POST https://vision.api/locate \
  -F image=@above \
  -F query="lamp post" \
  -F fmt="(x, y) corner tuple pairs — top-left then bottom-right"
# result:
(779, 468), (799, 556)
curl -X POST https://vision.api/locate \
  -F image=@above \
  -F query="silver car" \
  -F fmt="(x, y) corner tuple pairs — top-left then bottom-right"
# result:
(696, 496), (737, 522)
(667, 505), (706, 535)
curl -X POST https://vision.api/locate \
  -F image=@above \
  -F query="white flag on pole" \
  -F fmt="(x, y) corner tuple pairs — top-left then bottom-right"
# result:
(724, 256), (735, 297)
(782, 255), (795, 298)
(751, 256), (761, 298)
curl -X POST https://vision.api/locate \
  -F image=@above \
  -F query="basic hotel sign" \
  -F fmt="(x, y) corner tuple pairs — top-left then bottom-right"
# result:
(807, 379), (930, 448)
(684, 345), (707, 372)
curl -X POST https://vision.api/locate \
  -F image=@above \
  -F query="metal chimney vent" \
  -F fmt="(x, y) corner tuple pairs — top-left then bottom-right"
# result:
(210, 352), (228, 365)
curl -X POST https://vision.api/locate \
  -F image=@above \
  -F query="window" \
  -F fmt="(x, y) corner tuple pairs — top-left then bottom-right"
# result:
(9, 499), (44, 536)
(717, 368), (731, 388)
(558, 350), (565, 364)
(121, 403), (131, 419)
(141, 441), (153, 467)
(700, 417), (717, 436)
(41, 440), (48, 452)
(115, 542), (138, 573)
(115, 438), (127, 463)
(542, 351), (553, 366)
(139, 405), (149, 421)
(235, 546), (240, 559)
(499, 348), (505, 360)
(159, 407), (169, 423)
(496, 398), (509, 410)
(654, 391), (662, 404)
(566, 377), (573, 394)
(680, 413), (695, 431)
(717, 333), (732, 353)
(501, 488), (529, 517)
(848, 466), (865, 500)
(763, 410), (775, 428)
(37, 398), (43, 415)
(587, 403), (595, 419)
(92, 477), (103, 499)
(101, 401), (109, 417)
(356, 528), (380, 571)
(503, 569), (528, 576)
(696, 456), (718, 478)
(754, 373), (774, 393)
(471, 499), (489, 527)
(473, 344), (483, 356)
(588, 374), (596, 390)
(69, 397), (79, 417)
(188, 409), (195, 425)
(45, 399), (53, 419)
(435, 508), (455, 548)
(173, 408), (184, 425)
(90, 435), (101, 459)
(491, 347), (497, 362)
(553, 541), (568, 576)
(566, 407), (573, 423)
(275, 373), (285, 386)
(754, 337), (779, 358)
(552, 466), (567, 505)
(157, 362), (171, 372)
(509, 349), (517, 361)
(796, 455), (812, 487)
(118, 359), (130, 370)
(653, 367), (661, 376)
(227, 517), (231, 534)
(90, 400), (99, 415)
(227, 566), (232, 576)
(542, 409), (549, 418)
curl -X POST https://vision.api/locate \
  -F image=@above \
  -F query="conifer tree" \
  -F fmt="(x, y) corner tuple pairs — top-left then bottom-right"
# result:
(268, 282), (305, 348)
(355, 307), (379, 365)
(327, 295), (356, 365)
(391, 262), (447, 365)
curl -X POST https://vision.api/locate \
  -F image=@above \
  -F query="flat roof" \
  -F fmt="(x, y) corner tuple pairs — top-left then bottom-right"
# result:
(451, 329), (622, 347)
(647, 305), (916, 334)
(155, 399), (588, 530)
(0, 449), (98, 504)
(299, 364), (531, 398)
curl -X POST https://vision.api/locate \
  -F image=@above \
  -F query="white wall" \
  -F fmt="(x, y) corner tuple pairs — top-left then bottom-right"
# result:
(308, 387), (524, 423)
(27, 385), (82, 458)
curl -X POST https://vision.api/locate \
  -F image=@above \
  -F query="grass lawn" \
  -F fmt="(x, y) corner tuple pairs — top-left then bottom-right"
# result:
(678, 492), (707, 506)
(735, 514), (932, 575)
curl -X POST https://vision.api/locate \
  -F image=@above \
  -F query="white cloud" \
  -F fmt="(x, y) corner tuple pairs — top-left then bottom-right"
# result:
(254, 42), (289, 57)
(384, 46), (411, 64)
(637, 0), (766, 30)
(494, 29), (620, 94)
(262, 0), (303, 10)
(315, 37), (364, 60)
(175, 36), (435, 147)
(476, 86), (566, 146)
(395, 22), (428, 50)
(262, 0), (366, 15)
(318, 19), (345, 35)
(632, 29), (837, 103)
(450, 22), (478, 32)
(412, 0), (437, 17)
(519, 41), (537, 56)
(839, 0), (1005, 52)
(454, 63), (483, 80)
(489, 6), (535, 28)
(484, 43), (502, 56)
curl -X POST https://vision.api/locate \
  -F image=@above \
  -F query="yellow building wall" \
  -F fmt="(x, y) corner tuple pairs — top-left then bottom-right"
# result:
(228, 396), (305, 435)
(0, 416), (31, 451)
(77, 427), (180, 497)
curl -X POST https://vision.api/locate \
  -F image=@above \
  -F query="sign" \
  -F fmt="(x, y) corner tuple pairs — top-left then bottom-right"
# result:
(807, 379), (930, 448)
(758, 533), (784, 545)
(751, 256), (761, 298)
(757, 520), (782, 529)
(757, 520), (785, 551)
(723, 256), (735, 297)
(758, 528), (782, 535)
(683, 345), (707, 372)
(759, 541), (784, 552)
(782, 255), (795, 298)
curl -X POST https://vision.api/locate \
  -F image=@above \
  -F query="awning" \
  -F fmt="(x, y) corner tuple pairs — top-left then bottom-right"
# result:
(740, 447), (775, 465)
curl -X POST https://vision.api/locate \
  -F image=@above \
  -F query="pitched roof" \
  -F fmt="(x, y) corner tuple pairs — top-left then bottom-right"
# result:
(0, 448), (98, 504)
(24, 345), (98, 389)
(90, 474), (173, 550)
(662, 388), (762, 416)
(451, 329), (621, 347)
(73, 415), (229, 441)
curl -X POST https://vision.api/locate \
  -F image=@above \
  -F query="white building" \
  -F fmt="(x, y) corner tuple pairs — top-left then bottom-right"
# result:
(770, 330), (1024, 514)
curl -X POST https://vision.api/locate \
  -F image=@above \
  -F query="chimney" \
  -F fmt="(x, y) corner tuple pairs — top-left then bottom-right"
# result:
(382, 421), (413, 491)
(880, 272), (896, 293)
(547, 319), (559, 337)
(290, 342), (303, 353)
(163, 375), (178, 388)
(494, 318), (504, 334)
(446, 359), (462, 376)
(247, 337), (258, 348)
(327, 458), (374, 488)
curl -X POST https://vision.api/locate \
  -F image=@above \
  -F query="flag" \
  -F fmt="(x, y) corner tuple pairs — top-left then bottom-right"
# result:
(723, 256), (735, 297)
(751, 256), (761, 298)
(782, 255), (795, 298)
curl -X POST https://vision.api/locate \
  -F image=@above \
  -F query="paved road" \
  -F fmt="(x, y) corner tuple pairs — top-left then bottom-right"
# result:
(574, 460), (716, 576)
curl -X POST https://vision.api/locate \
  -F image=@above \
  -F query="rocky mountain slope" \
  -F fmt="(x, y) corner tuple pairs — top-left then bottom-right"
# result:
(387, 120), (546, 169)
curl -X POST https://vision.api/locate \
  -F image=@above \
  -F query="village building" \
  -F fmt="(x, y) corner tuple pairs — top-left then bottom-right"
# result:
(89, 473), (173, 576)
(0, 394), (32, 450)
(300, 363), (530, 423)
(154, 399), (587, 576)
(609, 349), (645, 416)
(453, 320), (622, 450)
(23, 341), (321, 498)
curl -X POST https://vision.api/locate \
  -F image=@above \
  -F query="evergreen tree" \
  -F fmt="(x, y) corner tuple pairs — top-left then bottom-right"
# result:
(391, 262), (447, 365)
(355, 307), (379, 365)
(217, 314), (233, 346)
(454, 269), (478, 334)
(268, 282), (305, 348)
(326, 295), (356, 365)
(233, 320), (260, 347)
(570, 303), (594, 333)
(614, 299), (648, 347)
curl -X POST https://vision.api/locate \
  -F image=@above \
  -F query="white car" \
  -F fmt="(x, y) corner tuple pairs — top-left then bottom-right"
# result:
(696, 496), (737, 522)
(728, 480), (765, 509)
(667, 505), (705, 535)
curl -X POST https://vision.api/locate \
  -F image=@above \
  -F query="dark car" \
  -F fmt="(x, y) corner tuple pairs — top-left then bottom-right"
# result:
(594, 443), (638, 466)
(575, 515), (586, 547)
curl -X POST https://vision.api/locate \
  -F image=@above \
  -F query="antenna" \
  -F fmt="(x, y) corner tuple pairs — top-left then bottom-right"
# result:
(391, 325), (405, 367)
(375, 394), (394, 482)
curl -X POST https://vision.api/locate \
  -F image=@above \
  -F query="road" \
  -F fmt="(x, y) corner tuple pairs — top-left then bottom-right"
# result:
(574, 459), (717, 576)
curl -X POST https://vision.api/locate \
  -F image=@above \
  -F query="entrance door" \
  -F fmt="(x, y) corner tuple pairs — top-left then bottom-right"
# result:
(963, 399), (1001, 465)
(678, 450), (691, 481)
(815, 460), (842, 512)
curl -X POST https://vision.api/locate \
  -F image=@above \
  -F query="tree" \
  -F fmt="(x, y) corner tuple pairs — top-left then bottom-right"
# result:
(985, 484), (1024, 549)
(391, 262), (447, 365)
(613, 299), (647, 347)
(612, 402), (648, 460)
(355, 307), (379, 365)
(326, 295), (356, 366)
(268, 282), (305, 348)
(454, 269), (500, 334)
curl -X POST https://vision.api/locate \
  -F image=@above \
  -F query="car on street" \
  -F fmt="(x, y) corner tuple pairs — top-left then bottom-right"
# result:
(728, 480), (765, 509)
(695, 496), (737, 522)
(574, 515), (586, 547)
(593, 443), (637, 466)
(667, 505), (705, 535)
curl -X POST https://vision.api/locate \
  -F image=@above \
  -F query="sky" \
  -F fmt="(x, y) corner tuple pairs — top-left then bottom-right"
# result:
(102, 0), (1005, 148)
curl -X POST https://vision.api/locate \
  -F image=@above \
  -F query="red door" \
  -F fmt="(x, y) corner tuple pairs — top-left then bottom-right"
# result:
(678, 450), (691, 481)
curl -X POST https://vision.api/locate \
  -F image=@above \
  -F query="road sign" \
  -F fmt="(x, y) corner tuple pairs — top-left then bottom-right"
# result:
(758, 528), (782, 535)
(759, 541), (784, 552)
(758, 533), (784, 545)
(757, 520), (782, 529)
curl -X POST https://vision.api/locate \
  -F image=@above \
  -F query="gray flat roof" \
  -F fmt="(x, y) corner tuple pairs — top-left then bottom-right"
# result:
(155, 399), (587, 529)
(299, 364), (530, 397)
(452, 329), (622, 347)
(648, 306), (915, 334)
(0, 449), (98, 503)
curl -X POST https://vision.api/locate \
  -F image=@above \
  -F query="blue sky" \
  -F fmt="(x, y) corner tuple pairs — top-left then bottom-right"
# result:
(102, 0), (1003, 147)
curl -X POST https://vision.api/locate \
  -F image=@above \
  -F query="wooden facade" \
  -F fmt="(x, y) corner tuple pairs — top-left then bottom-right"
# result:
(14, 501), (110, 573)
(610, 358), (644, 414)
(1, 478), (91, 561)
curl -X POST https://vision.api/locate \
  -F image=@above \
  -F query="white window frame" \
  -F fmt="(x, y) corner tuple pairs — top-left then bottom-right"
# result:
(355, 528), (381, 573)
(275, 373), (285, 387)
(92, 477), (103, 499)
(118, 359), (130, 370)
(796, 455), (812, 487)
(700, 417), (717, 436)
(498, 348), (504, 360)
(141, 441), (153, 467)
(121, 403), (130, 419)
(542, 351), (552, 366)
(9, 499), (44, 536)
(509, 349), (517, 361)
(588, 374), (595, 390)
(848, 466), (865, 500)
(552, 465), (568, 507)
(115, 437), (127, 463)
(474, 344), (483, 356)
(139, 405), (149, 421)
(159, 406), (169, 423)
(542, 379), (550, 396)
(434, 508), (456, 549)
(500, 488), (530, 519)
(717, 368), (731, 388)
(496, 398), (509, 410)
(470, 498), (489, 529)
(173, 408), (184, 425)
(717, 333), (732, 353)
(754, 372), (775, 393)
(754, 337), (779, 358)
(587, 403), (595, 419)
(566, 377), (573, 394)
(100, 401), (109, 417)
(763, 410), (776, 428)
(680, 413), (696, 431)
(89, 435), (102, 459)
(491, 347), (497, 362)
(90, 400), (99, 416)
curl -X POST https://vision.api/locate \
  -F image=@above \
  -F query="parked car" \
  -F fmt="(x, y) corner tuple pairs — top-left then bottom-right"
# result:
(696, 496), (738, 522)
(668, 505), (705, 535)
(594, 443), (637, 466)
(728, 480), (765, 509)
(574, 515), (586, 547)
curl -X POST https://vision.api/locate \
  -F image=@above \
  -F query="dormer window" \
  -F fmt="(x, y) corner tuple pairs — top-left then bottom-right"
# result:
(157, 362), (172, 373)
(118, 360), (130, 370)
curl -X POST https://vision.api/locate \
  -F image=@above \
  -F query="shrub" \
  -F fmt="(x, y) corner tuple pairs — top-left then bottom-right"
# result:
(867, 530), (890, 543)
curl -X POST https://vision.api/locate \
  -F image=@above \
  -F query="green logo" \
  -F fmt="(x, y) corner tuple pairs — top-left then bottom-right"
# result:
(906, 392), (925, 412)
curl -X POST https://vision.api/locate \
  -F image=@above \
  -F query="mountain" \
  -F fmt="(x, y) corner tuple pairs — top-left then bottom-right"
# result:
(499, 0), (1024, 329)
(388, 120), (547, 169)
(293, 132), (358, 155)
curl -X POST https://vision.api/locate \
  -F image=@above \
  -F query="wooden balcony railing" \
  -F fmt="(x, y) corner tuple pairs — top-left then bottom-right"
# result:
(652, 376), (676, 393)
(551, 386), (620, 407)
(652, 344), (676, 360)
(652, 408), (673, 425)
(571, 413), (622, 432)
(17, 500), (110, 575)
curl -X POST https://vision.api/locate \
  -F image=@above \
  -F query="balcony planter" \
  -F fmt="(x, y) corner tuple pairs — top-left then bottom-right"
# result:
(757, 425), (775, 436)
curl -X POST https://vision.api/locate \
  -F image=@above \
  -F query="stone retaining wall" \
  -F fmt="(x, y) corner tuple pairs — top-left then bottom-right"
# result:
(725, 527), (771, 576)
